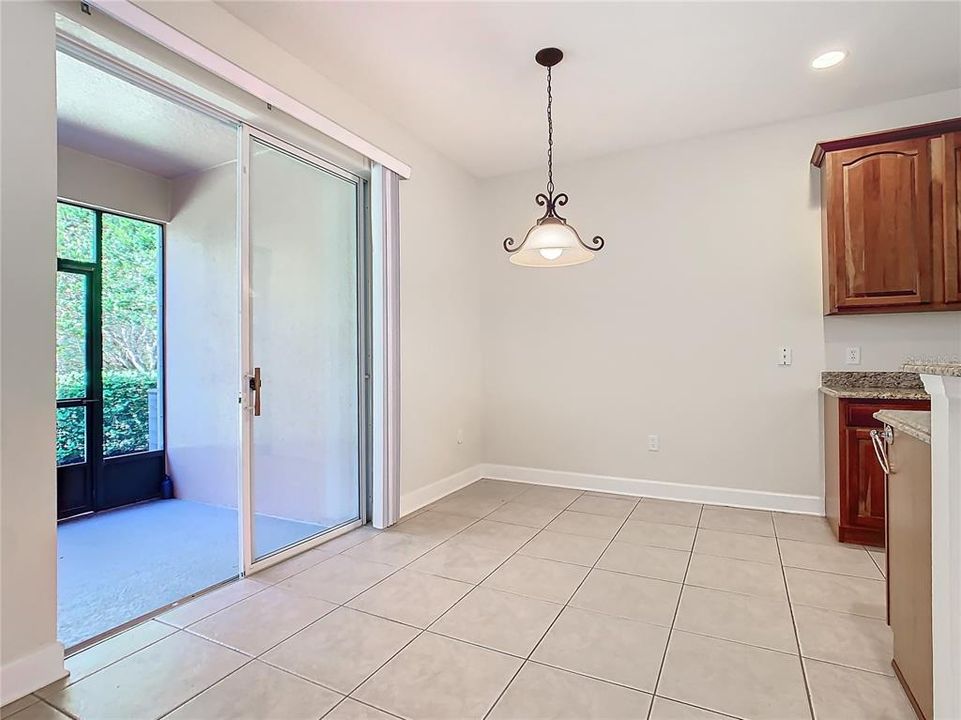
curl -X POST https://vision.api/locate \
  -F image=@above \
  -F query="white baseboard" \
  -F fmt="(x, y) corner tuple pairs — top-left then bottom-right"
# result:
(478, 463), (825, 515)
(399, 462), (824, 521)
(399, 464), (485, 517)
(0, 641), (66, 706)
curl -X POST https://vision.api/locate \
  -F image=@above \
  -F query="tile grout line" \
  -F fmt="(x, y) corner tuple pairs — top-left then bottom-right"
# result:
(47, 613), (279, 717)
(158, 540), (425, 720)
(776, 563), (886, 582)
(212, 511), (497, 704)
(321, 696), (404, 720)
(644, 502), (703, 720)
(212, 499), (760, 720)
(154, 508), (490, 720)
(155, 579), (274, 629)
(475, 495), (769, 716)
(243, 487), (533, 706)
(335, 484), (581, 718)
(92, 516), (463, 720)
(775, 531), (817, 720)
(42, 623), (183, 698)
(477, 490), (596, 720)
(795, 654), (901, 679)
(32, 696), (81, 720)
(156, 655), (260, 719)
(50, 574), (281, 698)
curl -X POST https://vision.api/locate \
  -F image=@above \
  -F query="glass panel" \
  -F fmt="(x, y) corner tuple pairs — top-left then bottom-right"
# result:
(57, 203), (96, 262)
(249, 138), (361, 560)
(57, 406), (86, 465)
(57, 271), (87, 400)
(101, 213), (162, 457)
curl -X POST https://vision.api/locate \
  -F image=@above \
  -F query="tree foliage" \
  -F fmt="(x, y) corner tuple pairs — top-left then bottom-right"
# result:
(102, 214), (160, 374)
(56, 204), (161, 462)
(56, 372), (157, 464)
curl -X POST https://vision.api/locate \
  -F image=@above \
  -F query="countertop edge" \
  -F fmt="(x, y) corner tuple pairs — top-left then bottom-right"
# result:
(819, 386), (930, 400)
(901, 362), (961, 378)
(874, 410), (932, 444)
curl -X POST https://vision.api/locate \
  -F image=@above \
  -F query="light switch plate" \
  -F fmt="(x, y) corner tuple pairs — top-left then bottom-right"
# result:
(778, 347), (792, 366)
(647, 434), (659, 452)
(846, 347), (861, 365)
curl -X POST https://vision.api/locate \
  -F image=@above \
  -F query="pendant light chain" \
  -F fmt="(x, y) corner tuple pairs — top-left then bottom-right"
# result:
(546, 66), (554, 198)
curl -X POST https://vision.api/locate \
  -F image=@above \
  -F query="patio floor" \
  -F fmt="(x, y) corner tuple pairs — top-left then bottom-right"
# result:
(57, 498), (324, 647)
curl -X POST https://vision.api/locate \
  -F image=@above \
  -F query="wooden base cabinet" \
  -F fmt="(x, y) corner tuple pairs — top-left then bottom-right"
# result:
(823, 396), (929, 547)
(886, 428), (933, 720)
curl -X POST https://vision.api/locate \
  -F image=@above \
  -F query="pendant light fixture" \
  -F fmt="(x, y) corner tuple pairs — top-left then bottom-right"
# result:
(503, 47), (604, 267)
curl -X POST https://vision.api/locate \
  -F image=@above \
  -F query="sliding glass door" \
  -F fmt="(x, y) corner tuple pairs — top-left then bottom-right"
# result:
(241, 128), (367, 567)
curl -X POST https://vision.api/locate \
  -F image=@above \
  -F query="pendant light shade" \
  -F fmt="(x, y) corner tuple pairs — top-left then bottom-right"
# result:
(503, 47), (605, 267)
(509, 217), (596, 267)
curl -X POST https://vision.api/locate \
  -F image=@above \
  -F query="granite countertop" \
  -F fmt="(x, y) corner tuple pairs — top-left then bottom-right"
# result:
(819, 371), (929, 401)
(874, 409), (931, 444)
(901, 361), (961, 378)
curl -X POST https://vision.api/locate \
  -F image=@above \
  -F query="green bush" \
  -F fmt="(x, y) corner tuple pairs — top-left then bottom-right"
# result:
(57, 371), (157, 464)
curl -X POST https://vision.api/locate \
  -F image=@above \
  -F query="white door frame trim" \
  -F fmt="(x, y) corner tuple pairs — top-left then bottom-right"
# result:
(89, 0), (412, 179)
(370, 165), (401, 529)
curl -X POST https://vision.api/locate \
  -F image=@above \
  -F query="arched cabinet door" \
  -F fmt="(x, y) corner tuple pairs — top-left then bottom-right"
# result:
(824, 138), (933, 312)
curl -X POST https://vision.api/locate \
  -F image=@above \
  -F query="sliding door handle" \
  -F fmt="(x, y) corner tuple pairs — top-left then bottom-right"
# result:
(248, 367), (262, 416)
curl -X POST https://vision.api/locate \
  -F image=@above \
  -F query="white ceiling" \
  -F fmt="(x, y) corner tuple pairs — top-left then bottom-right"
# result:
(57, 51), (237, 179)
(219, 1), (961, 178)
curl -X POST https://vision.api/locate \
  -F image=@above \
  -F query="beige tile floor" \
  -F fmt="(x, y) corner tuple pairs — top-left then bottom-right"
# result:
(6, 480), (916, 720)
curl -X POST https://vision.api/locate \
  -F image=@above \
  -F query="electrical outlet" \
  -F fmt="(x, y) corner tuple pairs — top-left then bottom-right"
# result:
(846, 347), (861, 365)
(778, 347), (792, 366)
(647, 434), (659, 452)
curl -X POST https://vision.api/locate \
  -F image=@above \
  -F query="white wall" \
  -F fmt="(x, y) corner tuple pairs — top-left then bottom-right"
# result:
(481, 89), (961, 502)
(824, 313), (961, 370)
(57, 145), (172, 222)
(165, 162), (239, 510)
(0, 0), (66, 702)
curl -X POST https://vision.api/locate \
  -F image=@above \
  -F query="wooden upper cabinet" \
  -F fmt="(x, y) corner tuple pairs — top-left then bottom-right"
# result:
(813, 118), (961, 315)
(827, 139), (932, 310)
(943, 132), (961, 303)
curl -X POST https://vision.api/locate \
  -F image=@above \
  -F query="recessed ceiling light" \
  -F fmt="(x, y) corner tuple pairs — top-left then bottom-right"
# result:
(811, 50), (847, 70)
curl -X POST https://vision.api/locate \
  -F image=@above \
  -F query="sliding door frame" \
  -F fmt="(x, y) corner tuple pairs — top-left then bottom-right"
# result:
(58, 29), (381, 583)
(238, 124), (371, 576)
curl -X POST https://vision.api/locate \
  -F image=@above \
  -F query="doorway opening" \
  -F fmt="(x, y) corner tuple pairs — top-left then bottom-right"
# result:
(55, 31), (372, 651)
(55, 46), (244, 649)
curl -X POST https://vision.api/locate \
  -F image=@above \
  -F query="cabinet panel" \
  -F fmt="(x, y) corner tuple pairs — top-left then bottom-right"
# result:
(888, 431), (933, 720)
(846, 427), (886, 533)
(943, 132), (961, 303)
(826, 139), (933, 310)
